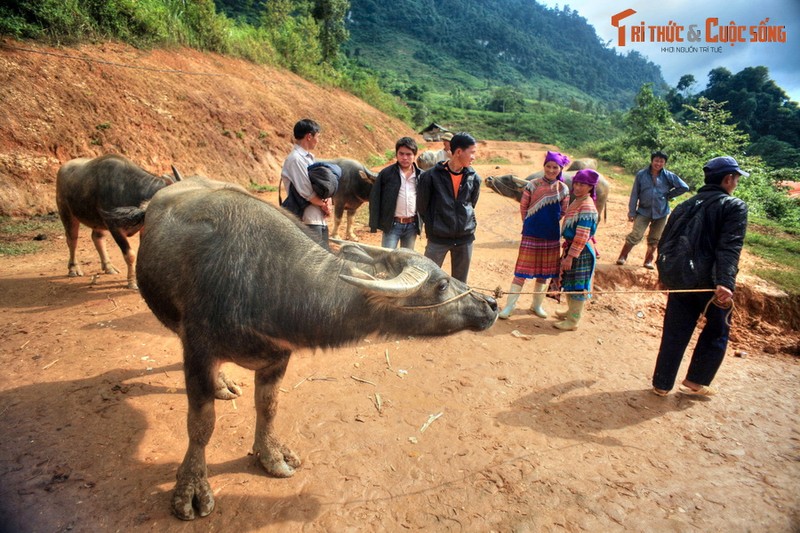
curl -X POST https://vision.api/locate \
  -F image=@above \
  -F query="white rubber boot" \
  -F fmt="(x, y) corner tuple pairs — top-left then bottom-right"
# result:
(529, 281), (549, 318)
(498, 283), (523, 319)
(553, 297), (585, 330)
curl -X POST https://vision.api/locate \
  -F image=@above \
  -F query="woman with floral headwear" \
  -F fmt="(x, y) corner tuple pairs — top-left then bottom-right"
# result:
(499, 151), (571, 319)
(553, 169), (600, 330)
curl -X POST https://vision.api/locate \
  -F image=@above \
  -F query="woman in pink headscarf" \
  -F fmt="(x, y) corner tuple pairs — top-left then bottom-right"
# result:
(499, 151), (571, 319)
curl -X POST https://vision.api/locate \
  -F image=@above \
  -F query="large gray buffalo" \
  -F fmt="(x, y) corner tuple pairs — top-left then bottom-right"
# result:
(56, 154), (180, 289)
(485, 170), (609, 222)
(136, 176), (498, 520)
(322, 158), (377, 241)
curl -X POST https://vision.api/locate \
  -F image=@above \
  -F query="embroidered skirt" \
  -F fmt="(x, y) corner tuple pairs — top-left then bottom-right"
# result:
(560, 244), (596, 301)
(513, 236), (561, 279)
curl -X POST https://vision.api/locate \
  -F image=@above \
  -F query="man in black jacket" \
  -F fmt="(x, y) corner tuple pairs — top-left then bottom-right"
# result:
(416, 132), (481, 283)
(651, 156), (749, 397)
(368, 137), (423, 250)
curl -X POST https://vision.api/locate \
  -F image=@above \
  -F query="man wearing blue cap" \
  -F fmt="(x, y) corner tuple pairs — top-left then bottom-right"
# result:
(651, 156), (749, 397)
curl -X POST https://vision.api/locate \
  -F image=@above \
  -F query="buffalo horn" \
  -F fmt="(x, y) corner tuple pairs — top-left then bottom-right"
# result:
(340, 264), (429, 297)
(171, 165), (184, 182)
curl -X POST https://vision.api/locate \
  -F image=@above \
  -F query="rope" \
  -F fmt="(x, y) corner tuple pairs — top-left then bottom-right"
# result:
(400, 288), (475, 310)
(700, 295), (735, 327)
(472, 286), (717, 299)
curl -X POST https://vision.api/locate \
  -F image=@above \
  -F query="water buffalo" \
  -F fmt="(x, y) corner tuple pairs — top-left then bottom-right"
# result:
(136, 176), (498, 520)
(322, 158), (377, 241)
(485, 171), (609, 222)
(55, 154), (179, 289)
(416, 149), (440, 171)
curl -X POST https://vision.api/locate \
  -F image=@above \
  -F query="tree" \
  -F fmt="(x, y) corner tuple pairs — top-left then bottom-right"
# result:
(624, 83), (671, 149)
(676, 74), (695, 94)
(313, 0), (349, 63)
(486, 86), (525, 113)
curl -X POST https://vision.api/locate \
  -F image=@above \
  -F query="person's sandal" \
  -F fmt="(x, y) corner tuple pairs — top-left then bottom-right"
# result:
(651, 387), (669, 397)
(678, 385), (717, 396)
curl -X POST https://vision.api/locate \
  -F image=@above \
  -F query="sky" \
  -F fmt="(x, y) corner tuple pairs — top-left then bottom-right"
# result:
(535, 0), (800, 102)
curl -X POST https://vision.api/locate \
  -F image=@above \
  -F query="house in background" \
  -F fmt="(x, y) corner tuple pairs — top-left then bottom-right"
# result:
(419, 123), (450, 142)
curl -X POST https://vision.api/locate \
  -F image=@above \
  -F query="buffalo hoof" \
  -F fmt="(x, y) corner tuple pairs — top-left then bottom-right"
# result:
(214, 371), (242, 400)
(68, 269), (83, 278)
(254, 439), (301, 478)
(172, 473), (215, 520)
(127, 280), (139, 290)
(103, 264), (120, 275)
(346, 233), (360, 242)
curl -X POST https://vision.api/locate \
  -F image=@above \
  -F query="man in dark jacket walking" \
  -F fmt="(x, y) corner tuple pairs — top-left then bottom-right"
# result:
(651, 156), (749, 397)
(416, 132), (481, 283)
(368, 137), (423, 250)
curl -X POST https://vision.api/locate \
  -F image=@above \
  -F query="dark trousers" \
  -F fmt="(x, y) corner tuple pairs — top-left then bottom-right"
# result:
(652, 292), (731, 390)
(306, 224), (329, 250)
(424, 240), (473, 283)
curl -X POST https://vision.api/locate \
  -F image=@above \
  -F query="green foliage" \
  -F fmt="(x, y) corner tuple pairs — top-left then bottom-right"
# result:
(624, 84), (672, 149)
(312, 0), (349, 63)
(590, 90), (800, 238)
(0, 215), (59, 256)
(696, 66), (800, 167)
(486, 87), (525, 113)
(249, 182), (277, 192)
(432, 102), (622, 149)
(346, 0), (665, 108)
(744, 222), (800, 295)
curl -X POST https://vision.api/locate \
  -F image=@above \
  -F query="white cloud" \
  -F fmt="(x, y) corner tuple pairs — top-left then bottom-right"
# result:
(536, 0), (800, 102)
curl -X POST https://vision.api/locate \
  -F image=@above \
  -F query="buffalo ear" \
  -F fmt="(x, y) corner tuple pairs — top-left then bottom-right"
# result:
(359, 170), (377, 184)
(334, 241), (392, 265)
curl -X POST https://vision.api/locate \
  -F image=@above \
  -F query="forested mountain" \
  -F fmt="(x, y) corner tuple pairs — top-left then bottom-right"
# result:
(345, 0), (665, 108)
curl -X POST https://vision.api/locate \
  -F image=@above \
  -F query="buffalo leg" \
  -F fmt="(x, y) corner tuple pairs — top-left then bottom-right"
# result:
(173, 353), (219, 520)
(346, 209), (358, 241)
(252, 351), (300, 477)
(91, 229), (120, 276)
(108, 228), (138, 289)
(61, 215), (83, 277)
(330, 202), (345, 238)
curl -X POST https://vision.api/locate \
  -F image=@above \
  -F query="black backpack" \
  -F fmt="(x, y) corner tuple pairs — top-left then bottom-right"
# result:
(656, 194), (726, 289)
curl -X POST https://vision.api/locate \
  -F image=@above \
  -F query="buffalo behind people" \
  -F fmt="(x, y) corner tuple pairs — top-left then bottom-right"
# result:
(485, 170), (609, 222)
(322, 158), (377, 241)
(135, 176), (498, 520)
(55, 154), (180, 289)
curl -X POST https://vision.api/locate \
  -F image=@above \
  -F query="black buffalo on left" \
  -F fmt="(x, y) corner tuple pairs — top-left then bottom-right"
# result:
(56, 154), (179, 289)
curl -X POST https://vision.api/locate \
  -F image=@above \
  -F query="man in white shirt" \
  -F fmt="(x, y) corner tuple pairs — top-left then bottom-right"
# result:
(436, 132), (452, 164)
(281, 118), (330, 249)
(368, 137), (422, 249)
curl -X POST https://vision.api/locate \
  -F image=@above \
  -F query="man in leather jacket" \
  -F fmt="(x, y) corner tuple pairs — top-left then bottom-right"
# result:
(651, 156), (749, 397)
(368, 137), (423, 250)
(416, 132), (481, 283)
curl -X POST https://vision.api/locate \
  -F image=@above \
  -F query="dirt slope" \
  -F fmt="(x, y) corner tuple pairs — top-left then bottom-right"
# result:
(0, 38), (413, 216)
(0, 40), (798, 532)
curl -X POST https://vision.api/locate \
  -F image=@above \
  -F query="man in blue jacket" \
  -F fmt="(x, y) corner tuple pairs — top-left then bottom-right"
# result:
(416, 132), (481, 283)
(651, 156), (749, 397)
(617, 150), (689, 269)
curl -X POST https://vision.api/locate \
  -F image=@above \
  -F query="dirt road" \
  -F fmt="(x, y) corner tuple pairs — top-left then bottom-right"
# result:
(1, 142), (798, 532)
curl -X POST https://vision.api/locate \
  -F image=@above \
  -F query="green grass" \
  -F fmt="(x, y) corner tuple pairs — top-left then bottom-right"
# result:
(477, 156), (511, 166)
(0, 215), (60, 256)
(744, 219), (800, 295)
(249, 182), (277, 193)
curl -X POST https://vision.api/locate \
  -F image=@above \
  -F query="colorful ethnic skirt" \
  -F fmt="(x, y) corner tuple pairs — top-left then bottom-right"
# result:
(513, 236), (561, 279)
